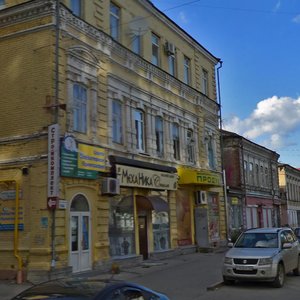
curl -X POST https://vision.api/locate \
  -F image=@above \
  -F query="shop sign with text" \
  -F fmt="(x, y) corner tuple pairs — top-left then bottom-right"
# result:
(116, 165), (178, 190)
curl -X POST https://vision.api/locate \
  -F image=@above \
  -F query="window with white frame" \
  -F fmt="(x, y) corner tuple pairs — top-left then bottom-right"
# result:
(112, 100), (123, 144)
(249, 162), (254, 184)
(151, 33), (159, 66)
(110, 2), (120, 41)
(187, 129), (195, 163)
(70, 0), (82, 17)
(201, 69), (208, 95)
(73, 84), (87, 133)
(183, 56), (190, 84)
(132, 34), (141, 55)
(134, 109), (145, 151)
(155, 116), (164, 157)
(244, 160), (248, 183)
(172, 123), (180, 160)
(168, 54), (176, 76)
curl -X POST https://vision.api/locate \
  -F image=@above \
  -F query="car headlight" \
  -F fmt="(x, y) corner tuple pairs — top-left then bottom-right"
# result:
(224, 257), (233, 265)
(259, 257), (273, 265)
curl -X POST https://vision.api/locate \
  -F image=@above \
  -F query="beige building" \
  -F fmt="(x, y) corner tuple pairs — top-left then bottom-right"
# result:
(278, 164), (300, 227)
(0, 0), (224, 282)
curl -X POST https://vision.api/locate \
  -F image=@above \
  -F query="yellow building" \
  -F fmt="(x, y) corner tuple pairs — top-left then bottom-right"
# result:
(0, 0), (225, 282)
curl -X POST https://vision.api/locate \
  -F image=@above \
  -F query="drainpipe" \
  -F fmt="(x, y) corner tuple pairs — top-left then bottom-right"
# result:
(216, 61), (229, 240)
(50, 0), (60, 270)
(12, 180), (23, 283)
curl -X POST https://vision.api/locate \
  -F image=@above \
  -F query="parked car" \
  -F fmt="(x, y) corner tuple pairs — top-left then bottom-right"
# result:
(11, 278), (170, 300)
(222, 227), (300, 288)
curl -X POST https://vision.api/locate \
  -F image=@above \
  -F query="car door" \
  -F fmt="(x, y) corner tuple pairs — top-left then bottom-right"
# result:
(281, 230), (298, 272)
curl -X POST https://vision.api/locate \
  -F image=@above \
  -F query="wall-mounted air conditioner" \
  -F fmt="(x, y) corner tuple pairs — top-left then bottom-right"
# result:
(102, 178), (120, 195)
(164, 41), (175, 55)
(195, 191), (208, 205)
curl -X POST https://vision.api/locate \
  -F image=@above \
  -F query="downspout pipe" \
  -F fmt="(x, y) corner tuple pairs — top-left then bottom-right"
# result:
(12, 180), (23, 283)
(216, 61), (229, 240)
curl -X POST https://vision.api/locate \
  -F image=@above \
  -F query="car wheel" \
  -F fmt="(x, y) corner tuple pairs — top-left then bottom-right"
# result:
(293, 256), (300, 276)
(223, 276), (235, 285)
(273, 263), (285, 288)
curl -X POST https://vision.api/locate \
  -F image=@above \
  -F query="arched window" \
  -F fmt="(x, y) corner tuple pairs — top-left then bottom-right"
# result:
(71, 194), (89, 212)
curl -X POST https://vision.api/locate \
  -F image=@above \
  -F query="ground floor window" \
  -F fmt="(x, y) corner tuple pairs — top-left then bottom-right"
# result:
(109, 196), (135, 256)
(152, 211), (170, 251)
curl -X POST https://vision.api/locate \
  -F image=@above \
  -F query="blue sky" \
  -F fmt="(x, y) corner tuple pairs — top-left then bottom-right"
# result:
(151, 0), (300, 167)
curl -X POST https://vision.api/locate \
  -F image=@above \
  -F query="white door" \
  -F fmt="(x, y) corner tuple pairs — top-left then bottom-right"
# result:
(69, 195), (91, 273)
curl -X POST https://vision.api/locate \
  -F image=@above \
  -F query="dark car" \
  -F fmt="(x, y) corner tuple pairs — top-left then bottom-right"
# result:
(294, 227), (300, 242)
(11, 278), (169, 300)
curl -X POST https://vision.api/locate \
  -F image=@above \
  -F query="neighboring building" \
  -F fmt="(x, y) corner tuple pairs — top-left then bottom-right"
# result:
(222, 130), (281, 238)
(0, 0), (224, 282)
(278, 164), (300, 227)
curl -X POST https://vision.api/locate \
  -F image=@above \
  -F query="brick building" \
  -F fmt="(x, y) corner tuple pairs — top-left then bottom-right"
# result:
(0, 0), (224, 282)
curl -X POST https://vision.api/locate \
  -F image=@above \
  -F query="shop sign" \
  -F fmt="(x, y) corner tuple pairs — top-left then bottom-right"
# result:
(177, 167), (221, 186)
(48, 124), (60, 199)
(116, 165), (178, 190)
(231, 197), (239, 205)
(0, 200), (24, 231)
(60, 135), (106, 179)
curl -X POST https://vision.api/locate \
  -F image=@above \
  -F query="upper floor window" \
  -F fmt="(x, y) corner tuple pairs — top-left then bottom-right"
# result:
(183, 56), (191, 84)
(110, 2), (120, 41)
(73, 84), (87, 133)
(70, 0), (82, 17)
(201, 69), (208, 95)
(172, 123), (180, 160)
(249, 162), (254, 184)
(112, 100), (123, 144)
(151, 33), (160, 66)
(207, 135), (215, 169)
(255, 164), (259, 186)
(132, 35), (141, 55)
(134, 109), (145, 151)
(168, 54), (176, 76)
(187, 129), (195, 163)
(155, 116), (164, 157)
(244, 160), (248, 183)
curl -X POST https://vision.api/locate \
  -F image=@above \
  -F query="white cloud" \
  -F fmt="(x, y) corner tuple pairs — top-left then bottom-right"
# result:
(292, 14), (300, 24)
(179, 11), (188, 24)
(223, 96), (300, 151)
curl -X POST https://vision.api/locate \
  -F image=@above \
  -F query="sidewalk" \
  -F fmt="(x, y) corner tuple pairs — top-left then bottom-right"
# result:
(0, 250), (225, 300)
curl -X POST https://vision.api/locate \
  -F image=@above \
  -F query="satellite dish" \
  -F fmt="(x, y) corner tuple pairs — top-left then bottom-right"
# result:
(128, 16), (148, 36)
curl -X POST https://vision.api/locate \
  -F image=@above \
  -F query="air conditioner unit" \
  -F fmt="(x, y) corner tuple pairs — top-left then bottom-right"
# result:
(195, 191), (208, 205)
(164, 42), (175, 55)
(102, 178), (120, 195)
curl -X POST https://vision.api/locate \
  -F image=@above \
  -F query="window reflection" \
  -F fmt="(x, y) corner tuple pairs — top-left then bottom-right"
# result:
(152, 211), (170, 251)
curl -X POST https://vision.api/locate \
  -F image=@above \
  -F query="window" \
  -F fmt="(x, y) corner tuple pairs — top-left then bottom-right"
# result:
(132, 34), (141, 54)
(134, 109), (145, 151)
(249, 162), (254, 184)
(244, 161), (248, 183)
(155, 116), (164, 157)
(172, 123), (180, 160)
(110, 2), (120, 41)
(207, 135), (215, 169)
(112, 100), (122, 144)
(168, 54), (176, 76)
(152, 211), (170, 251)
(183, 56), (190, 84)
(151, 33), (159, 66)
(187, 129), (195, 163)
(260, 165), (264, 186)
(255, 164), (259, 186)
(70, 0), (82, 17)
(73, 84), (87, 133)
(0, 0), (5, 7)
(201, 69), (208, 95)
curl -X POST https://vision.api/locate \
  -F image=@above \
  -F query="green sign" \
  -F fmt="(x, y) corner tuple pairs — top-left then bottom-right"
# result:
(60, 142), (98, 179)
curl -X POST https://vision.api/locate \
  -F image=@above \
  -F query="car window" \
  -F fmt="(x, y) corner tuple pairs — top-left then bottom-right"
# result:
(235, 232), (278, 248)
(121, 288), (145, 300)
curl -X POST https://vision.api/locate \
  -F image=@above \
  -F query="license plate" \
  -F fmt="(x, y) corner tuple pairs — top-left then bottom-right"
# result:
(235, 265), (253, 271)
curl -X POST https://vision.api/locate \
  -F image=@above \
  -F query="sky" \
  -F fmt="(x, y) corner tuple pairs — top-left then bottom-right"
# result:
(151, 0), (300, 168)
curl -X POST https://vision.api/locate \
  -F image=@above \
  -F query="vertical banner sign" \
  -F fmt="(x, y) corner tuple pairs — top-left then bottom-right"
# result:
(48, 124), (60, 209)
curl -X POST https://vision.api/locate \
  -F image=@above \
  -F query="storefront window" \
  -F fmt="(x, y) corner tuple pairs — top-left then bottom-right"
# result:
(152, 211), (170, 251)
(109, 196), (135, 257)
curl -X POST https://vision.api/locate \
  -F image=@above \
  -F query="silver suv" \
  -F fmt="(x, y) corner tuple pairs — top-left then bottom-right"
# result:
(222, 227), (300, 287)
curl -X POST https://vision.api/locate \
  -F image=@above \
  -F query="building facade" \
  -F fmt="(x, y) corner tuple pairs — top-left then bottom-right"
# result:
(222, 130), (281, 239)
(278, 164), (300, 227)
(0, 0), (224, 282)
